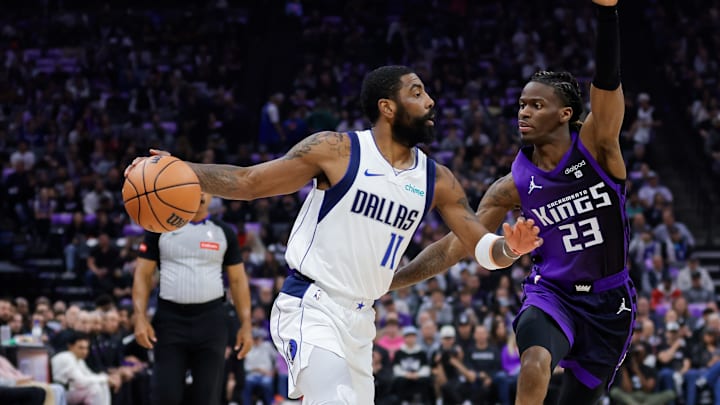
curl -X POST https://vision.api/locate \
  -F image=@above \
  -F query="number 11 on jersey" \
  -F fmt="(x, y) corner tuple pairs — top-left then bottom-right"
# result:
(381, 232), (404, 269)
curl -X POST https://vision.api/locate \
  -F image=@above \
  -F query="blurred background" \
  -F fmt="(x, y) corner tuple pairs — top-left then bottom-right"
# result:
(0, 0), (718, 404)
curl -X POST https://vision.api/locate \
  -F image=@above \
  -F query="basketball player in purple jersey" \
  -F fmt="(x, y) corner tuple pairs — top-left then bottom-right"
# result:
(391, 0), (634, 404)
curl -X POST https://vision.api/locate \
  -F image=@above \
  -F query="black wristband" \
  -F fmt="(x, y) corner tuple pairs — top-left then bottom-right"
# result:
(592, 4), (621, 91)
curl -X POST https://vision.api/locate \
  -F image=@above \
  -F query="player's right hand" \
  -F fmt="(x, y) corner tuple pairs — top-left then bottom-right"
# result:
(123, 149), (172, 178)
(503, 217), (543, 255)
(134, 317), (157, 349)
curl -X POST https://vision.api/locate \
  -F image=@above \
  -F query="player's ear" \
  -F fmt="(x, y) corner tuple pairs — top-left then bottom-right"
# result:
(378, 99), (395, 119)
(559, 106), (573, 124)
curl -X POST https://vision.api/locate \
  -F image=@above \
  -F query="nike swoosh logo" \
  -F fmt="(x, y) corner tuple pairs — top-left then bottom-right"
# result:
(364, 169), (384, 177)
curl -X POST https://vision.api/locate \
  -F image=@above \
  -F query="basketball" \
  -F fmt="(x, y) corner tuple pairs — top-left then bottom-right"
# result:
(122, 155), (202, 233)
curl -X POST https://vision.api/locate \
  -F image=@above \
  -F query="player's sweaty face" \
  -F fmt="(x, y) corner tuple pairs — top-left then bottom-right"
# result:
(518, 81), (570, 142)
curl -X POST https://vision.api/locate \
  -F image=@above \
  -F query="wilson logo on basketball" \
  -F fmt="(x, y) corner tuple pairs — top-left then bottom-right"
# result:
(200, 242), (220, 250)
(166, 213), (187, 228)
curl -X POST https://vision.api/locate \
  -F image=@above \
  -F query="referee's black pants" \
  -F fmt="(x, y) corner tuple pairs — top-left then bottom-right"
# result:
(152, 297), (228, 405)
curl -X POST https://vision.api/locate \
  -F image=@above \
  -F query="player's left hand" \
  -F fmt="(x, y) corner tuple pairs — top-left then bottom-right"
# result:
(123, 149), (172, 177)
(503, 217), (543, 255)
(591, 0), (618, 6)
(235, 323), (253, 359)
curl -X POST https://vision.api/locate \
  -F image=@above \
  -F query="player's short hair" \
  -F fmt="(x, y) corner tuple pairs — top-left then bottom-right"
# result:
(360, 65), (414, 124)
(67, 331), (91, 346)
(530, 71), (584, 132)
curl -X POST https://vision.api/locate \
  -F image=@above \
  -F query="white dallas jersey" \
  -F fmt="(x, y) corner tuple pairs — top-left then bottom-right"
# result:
(285, 130), (436, 300)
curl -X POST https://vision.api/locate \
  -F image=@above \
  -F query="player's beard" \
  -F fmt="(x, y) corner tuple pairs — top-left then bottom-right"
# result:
(391, 104), (436, 147)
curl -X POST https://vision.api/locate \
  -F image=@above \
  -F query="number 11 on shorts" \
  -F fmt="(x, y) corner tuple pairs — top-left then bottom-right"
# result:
(381, 232), (404, 269)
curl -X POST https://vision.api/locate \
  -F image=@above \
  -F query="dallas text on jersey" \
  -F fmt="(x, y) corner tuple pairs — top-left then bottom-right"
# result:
(350, 189), (420, 231)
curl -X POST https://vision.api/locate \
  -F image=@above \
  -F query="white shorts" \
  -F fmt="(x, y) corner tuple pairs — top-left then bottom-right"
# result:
(270, 273), (376, 403)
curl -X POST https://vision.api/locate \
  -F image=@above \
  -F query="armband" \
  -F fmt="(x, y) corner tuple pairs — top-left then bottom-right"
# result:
(475, 233), (502, 270)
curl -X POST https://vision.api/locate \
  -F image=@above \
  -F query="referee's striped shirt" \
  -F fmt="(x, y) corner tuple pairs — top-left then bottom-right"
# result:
(138, 215), (242, 304)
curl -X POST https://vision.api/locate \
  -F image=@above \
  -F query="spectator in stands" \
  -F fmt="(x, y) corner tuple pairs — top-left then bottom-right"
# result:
(673, 296), (701, 334)
(628, 92), (661, 146)
(62, 211), (92, 273)
(662, 225), (693, 268)
(637, 171), (673, 208)
(685, 272), (715, 304)
(651, 275), (682, 312)
(431, 325), (473, 404)
(654, 208), (696, 250)
(373, 345), (397, 405)
(51, 305), (80, 353)
(82, 179), (112, 216)
(0, 298), (12, 326)
(684, 326), (720, 405)
(642, 255), (670, 298)
(56, 181), (82, 214)
(376, 295), (407, 326)
(454, 313), (475, 353)
(376, 312), (405, 361)
(0, 354), (66, 405)
(418, 319), (440, 360)
(9, 313), (26, 335)
(656, 321), (691, 399)
(391, 325), (434, 404)
(677, 255), (714, 296)
(52, 332), (120, 405)
(258, 93), (285, 152)
(32, 187), (57, 242)
(242, 328), (275, 405)
(466, 324), (503, 404)
(85, 233), (120, 297)
(417, 288), (454, 327)
(644, 193), (671, 229)
(610, 342), (676, 405)
(499, 331), (521, 405)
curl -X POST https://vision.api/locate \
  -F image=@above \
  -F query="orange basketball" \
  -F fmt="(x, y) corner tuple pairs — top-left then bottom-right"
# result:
(122, 155), (202, 233)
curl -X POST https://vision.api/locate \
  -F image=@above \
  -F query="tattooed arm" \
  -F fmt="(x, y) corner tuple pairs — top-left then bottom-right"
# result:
(186, 131), (350, 200)
(390, 173), (524, 290)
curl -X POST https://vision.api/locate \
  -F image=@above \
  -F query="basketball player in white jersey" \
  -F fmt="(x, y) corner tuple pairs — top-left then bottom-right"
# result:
(125, 65), (542, 404)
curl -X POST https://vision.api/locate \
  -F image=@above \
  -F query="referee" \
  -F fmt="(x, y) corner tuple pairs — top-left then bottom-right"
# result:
(132, 193), (253, 405)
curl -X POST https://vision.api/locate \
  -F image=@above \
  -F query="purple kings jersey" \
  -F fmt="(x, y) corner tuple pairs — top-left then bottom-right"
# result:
(511, 133), (629, 284)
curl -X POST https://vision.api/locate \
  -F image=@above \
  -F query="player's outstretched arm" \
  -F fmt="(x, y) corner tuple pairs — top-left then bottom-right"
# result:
(187, 131), (347, 200)
(390, 173), (535, 290)
(125, 131), (349, 201)
(581, 0), (626, 179)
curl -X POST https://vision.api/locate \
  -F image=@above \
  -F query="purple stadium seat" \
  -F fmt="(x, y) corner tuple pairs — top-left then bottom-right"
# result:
(689, 303), (708, 318)
(122, 224), (145, 237)
(654, 302), (670, 318)
(51, 213), (73, 226)
(84, 214), (97, 225)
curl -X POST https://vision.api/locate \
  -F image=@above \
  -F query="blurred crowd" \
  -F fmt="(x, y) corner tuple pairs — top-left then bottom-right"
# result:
(0, 0), (717, 404)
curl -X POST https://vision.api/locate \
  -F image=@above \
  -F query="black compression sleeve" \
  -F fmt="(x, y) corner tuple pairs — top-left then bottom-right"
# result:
(592, 4), (621, 90)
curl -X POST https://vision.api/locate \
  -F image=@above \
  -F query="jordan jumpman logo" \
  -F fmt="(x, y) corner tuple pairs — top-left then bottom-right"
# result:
(528, 176), (543, 194)
(616, 297), (632, 315)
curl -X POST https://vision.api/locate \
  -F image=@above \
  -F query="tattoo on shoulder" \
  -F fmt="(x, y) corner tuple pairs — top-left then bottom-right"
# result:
(284, 132), (349, 160)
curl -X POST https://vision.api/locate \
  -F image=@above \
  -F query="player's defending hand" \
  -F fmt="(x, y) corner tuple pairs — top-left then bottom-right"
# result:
(503, 217), (543, 256)
(124, 149), (172, 177)
(234, 322), (253, 359)
(591, 0), (617, 6)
